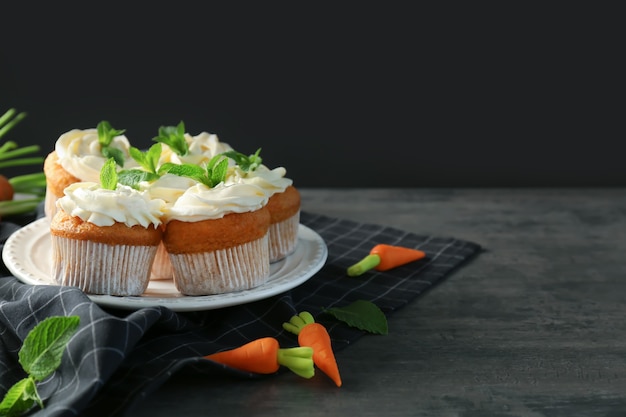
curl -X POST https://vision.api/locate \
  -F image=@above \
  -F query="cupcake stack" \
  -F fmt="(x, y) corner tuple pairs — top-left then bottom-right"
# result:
(46, 121), (301, 297)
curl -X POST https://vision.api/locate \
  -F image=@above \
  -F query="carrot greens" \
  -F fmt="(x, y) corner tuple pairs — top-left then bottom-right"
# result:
(0, 108), (46, 218)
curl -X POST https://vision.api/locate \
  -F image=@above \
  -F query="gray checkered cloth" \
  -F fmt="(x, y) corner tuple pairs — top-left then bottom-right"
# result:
(0, 211), (482, 416)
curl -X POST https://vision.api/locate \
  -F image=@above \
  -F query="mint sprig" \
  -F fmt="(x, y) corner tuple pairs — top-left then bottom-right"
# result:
(323, 300), (388, 335)
(152, 121), (188, 156)
(0, 316), (80, 416)
(96, 120), (126, 167)
(100, 158), (118, 190)
(163, 154), (229, 188)
(117, 143), (163, 189)
(222, 148), (263, 172)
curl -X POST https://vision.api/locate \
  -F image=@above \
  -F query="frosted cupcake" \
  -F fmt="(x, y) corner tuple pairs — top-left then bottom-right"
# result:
(224, 150), (300, 262)
(43, 121), (136, 219)
(162, 179), (271, 296)
(50, 160), (166, 296)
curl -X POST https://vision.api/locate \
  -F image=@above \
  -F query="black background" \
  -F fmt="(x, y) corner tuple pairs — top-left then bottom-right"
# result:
(1, 4), (623, 187)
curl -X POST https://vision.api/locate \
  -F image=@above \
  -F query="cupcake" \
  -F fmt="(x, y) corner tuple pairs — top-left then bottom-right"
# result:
(162, 181), (271, 296)
(224, 150), (300, 262)
(43, 121), (136, 219)
(50, 162), (166, 296)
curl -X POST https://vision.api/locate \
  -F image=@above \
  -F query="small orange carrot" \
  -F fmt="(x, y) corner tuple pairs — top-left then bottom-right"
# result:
(283, 311), (342, 387)
(347, 243), (426, 276)
(204, 336), (315, 379)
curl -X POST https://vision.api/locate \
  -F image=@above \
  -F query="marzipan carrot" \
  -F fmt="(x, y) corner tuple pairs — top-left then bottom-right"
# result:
(347, 243), (426, 276)
(204, 336), (315, 378)
(283, 311), (342, 387)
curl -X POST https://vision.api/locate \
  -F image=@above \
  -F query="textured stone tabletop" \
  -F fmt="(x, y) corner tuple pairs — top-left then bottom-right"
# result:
(129, 188), (626, 417)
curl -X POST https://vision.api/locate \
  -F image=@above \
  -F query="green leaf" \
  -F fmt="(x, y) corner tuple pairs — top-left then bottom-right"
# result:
(129, 143), (162, 174)
(166, 163), (206, 183)
(117, 169), (160, 189)
(0, 377), (39, 417)
(100, 158), (118, 190)
(0, 378), (37, 416)
(152, 121), (188, 156)
(18, 316), (80, 381)
(222, 148), (263, 172)
(206, 155), (229, 186)
(96, 120), (126, 147)
(323, 300), (388, 335)
(101, 146), (125, 167)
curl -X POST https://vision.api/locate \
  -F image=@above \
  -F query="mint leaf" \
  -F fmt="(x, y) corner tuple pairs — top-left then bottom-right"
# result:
(323, 300), (388, 335)
(152, 121), (188, 156)
(101, 146), (125, 167)
(100, 158), (118, 190)
(165, 156), (228, 188)
(96, 120), (125, 147)
(18, 316), (80, 381)
(0, 377), (38, 417)
(206, 155), (228, 186)
(222, 148), (263, 172)
(97, 121), (126, 166)
(117, 169), (160, 189)
(129, 143), (162, 174)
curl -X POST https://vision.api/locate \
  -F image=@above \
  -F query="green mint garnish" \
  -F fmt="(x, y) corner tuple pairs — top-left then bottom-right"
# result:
(100, 158), (118, 190)
(222, 148), (263, 172)
(152, 121), (188, 156)
(163, 154), (229, 188)
(129, 143), (162, 174)
(117, 169), (160, 189)
(323, 300), (388, 335)
(116, 143), (163, 189)
(96, 121), (126, 167)
(0, 316), (80, 416)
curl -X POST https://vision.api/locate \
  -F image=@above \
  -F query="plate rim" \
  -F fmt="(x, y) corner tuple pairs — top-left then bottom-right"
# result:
(2, 217), (328, 312)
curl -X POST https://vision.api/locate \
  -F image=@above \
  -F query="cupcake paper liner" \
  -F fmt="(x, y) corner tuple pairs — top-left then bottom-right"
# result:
(170, 234), (270, 296)
(51, 236), (157, 296)
(150, 241), (174, 280)
(269, 211), (300, 263)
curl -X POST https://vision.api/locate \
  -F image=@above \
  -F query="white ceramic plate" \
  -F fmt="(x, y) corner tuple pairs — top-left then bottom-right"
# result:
(2, 218), (328, 312)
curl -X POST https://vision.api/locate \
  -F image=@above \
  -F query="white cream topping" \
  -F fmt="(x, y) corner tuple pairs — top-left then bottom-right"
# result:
(55, 128), (136, 182)
(57, 182), (165, 228)
(166, 182), (269, 222)
(141, 173), (198, 205)
(159, 132), (234, 166)
(225, 164), (292, 197)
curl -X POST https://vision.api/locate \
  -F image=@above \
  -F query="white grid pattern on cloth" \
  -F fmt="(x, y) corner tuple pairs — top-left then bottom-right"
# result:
(0, 211), (482, 416)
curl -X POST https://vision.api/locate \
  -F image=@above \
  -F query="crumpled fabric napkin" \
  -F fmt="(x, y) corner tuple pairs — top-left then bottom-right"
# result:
(0, 210), (482, 417)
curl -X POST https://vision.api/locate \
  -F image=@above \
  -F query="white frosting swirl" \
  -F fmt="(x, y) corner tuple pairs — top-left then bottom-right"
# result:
(55, 128), (136, 182)
(57, 182), (166, 228)
(166, 182), (269, 222)
(225, 165), (292, 197)
(159, 132), (234, 166)
(142, 173), (198, 204)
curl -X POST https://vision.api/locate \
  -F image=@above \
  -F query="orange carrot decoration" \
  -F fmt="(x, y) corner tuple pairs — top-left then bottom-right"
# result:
(347, 243), (426, 276)
(282, 311), (342, 387)
(204, 336), (315, 379)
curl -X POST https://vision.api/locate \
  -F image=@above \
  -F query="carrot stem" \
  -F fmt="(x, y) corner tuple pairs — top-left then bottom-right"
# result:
(277, 346), (315, 378)
(347, 254), (381, 276)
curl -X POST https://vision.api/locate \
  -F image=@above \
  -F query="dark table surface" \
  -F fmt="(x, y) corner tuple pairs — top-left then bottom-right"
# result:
(128, 187), (626, 417)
